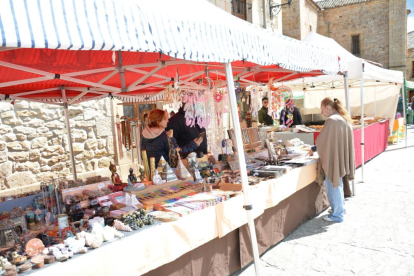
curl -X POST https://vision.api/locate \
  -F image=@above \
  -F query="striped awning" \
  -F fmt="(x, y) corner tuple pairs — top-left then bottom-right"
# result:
(0, 0), (343, 75)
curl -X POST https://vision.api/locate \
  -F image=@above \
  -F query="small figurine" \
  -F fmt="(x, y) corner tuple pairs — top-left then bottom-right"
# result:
(152, 170), (165, 185)
(45, 212), (51, 227)
(108, 163), (127, 193)
(138, 166), (145, 182)
(194, 169), (204, 184)
(11, 252), (26, 265)
(128, 168), (138, 185)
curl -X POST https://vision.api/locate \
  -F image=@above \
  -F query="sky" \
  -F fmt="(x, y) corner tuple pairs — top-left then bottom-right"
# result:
(408, 0), (414, 33)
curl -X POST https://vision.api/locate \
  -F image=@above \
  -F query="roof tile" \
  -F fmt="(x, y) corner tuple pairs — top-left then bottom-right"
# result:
(315, 0), (373, 9)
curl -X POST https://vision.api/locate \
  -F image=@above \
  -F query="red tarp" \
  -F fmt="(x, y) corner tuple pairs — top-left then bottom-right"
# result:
(0, 49), (325, 102)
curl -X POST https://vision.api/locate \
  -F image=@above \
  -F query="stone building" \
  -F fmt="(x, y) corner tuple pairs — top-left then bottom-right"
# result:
(0, 99), (115, 196)
(407, 31), (414, 99)
(207, 0), (283, 33)
(282, 0), (409, 73)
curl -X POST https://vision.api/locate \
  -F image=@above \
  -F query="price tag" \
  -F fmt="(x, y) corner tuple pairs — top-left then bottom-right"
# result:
(98, 183), (105, 189)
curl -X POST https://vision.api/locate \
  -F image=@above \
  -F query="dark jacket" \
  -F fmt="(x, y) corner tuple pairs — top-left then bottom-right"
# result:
(279, 106), (303, 127)
(258, 107), (273, 126)
(166, 108), (208, 154)
(141, 131), (197, 166)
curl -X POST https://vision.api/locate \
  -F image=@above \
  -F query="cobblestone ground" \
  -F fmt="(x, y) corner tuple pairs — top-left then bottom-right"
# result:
(233, 125), (414, 276)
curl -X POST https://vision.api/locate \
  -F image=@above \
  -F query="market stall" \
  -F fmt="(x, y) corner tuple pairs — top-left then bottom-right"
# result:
(270, 32), (404, 182)
(0, 0), (343, 275)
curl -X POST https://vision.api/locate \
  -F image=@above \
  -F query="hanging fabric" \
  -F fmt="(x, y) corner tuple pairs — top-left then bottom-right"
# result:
(115, 113), (124, 159)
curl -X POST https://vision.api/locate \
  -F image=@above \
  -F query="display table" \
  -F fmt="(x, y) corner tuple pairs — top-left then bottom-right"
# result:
(271, 131), (315, 145)
(29, 162), (326, 276)
(314, 120), (389, 168)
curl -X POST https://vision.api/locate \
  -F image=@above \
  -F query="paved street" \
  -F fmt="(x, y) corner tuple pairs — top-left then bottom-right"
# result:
(234, 125), (414, 276)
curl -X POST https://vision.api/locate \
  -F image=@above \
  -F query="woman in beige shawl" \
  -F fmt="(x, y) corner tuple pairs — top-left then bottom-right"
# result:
(310, 98), (355, 222)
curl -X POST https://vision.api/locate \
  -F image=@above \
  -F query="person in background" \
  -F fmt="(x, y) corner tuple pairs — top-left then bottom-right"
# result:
(258, 97), (274, 126)
(411, 96), (414, 123)
(396, 96), (403, 118)
(141, 109), (202, 166)
(279, 99), (303, 127)
(166, 106), (207, 154)
(309, 98), (355, 223)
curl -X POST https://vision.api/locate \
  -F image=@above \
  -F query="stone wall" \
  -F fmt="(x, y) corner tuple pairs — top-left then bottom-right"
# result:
(407, 48), (414, 81)
(317, 0), (390, 69)
(300, 0), (318, 39)
(208, 0), (283, 33)
(388, 0), (408, 72)
(0, 99), (114, 196)
(282, 0), (301, 40)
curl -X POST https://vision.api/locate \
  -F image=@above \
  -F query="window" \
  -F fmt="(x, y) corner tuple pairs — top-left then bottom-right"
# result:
(351, 35), (360, 56)
(231, 0), (246, 20)
(412, 61), (414, 78)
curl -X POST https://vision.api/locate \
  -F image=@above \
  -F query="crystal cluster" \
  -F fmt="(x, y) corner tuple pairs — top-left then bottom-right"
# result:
(120, 209), (154, 230)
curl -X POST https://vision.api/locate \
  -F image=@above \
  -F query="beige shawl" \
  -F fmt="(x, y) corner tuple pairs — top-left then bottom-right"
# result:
(316, 112), (355, 188)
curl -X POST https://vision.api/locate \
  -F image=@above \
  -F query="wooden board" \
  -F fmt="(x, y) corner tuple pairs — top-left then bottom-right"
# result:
(61, 181), (112, 201)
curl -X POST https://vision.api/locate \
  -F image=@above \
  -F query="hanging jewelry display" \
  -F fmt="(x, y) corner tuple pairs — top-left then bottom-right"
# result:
(120, 117), (132, 151)
(115, 113), (124, 159)
(268, 78), (293, 126)
(182, 90), (211, 129)
(206, 80), (229, 148)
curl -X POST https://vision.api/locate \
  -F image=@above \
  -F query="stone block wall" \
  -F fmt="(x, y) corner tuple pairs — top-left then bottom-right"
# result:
(317, 0), (390, 69)
(300, 0), (318, 39)
(282, 0), (301, 40)
(406, 48), (414, 81)
(0, 99), (114, 196)
(388, 0), (408, 72)
(282, 0), (318, 41)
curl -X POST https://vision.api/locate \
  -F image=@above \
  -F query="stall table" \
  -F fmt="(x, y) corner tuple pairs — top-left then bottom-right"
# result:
(28, 162), (327, 276)
(314, 120), (389, 167)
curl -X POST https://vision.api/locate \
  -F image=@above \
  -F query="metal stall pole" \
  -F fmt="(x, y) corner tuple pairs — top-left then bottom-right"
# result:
(360, 77), (365, 183)
(224, 63), (261, 276)
(402, 80), (408, 148)
(344, 73), (355, 195)
(344, 72), (351, 114)
(61, 88), (78, 180)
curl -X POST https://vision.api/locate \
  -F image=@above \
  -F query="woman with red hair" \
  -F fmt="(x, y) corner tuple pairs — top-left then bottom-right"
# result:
(141, 109), (202, 167)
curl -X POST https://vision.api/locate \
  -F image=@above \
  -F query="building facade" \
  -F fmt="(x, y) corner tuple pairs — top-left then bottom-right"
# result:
(207, 0), (283, 33)
(407, 31), (414, 82)
(283, 0), (409, 74)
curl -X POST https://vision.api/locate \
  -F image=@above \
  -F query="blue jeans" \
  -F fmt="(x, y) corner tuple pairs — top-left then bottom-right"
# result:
(325, 176), (345, 222)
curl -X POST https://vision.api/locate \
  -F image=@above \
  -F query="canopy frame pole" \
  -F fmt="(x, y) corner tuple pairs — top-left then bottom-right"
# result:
(0, 61), (120, 92)
(127, 64), (165, 91)
(98, 70), (118, 84)
(402, 80), (408, 148)
(344, 72), (351, 114)
(343, 72), (355, 195)
(61, 88), (77, 181)
(272, 72), (297, 83)
(374, 86), (377, 117)
(224, 62), (261, 276)
(360, 76), (365, 183)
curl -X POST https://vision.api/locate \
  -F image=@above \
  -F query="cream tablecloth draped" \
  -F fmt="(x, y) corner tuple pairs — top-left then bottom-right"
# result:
(31, 162), (317, 276)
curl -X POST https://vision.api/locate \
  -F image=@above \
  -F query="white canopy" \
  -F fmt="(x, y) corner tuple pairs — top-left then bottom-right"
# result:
(0, 0), (342, 75)
(302, 32), (403, 83)
(281, 32), (403, 127)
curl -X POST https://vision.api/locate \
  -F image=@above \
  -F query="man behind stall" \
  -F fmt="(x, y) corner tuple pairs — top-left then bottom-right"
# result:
(166, 106), (208, 154)
(258, 97), (274, 126)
